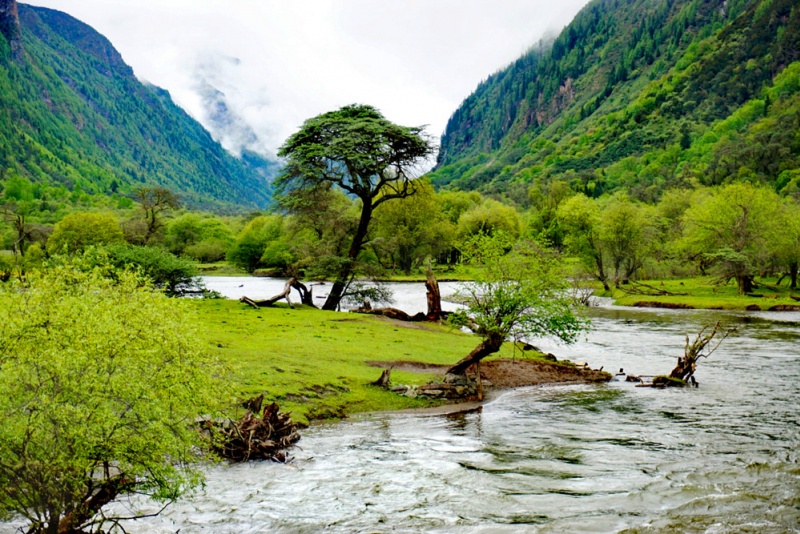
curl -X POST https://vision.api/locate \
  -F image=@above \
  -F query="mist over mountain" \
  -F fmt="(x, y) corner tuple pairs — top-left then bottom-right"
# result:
(0, 1), (277, 209)
(431, 0), (800, 203)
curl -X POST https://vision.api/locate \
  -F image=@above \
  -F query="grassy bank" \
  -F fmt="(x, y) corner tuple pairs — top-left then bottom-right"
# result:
(606, 277), (800, 310)
(192, 299), (531, 425)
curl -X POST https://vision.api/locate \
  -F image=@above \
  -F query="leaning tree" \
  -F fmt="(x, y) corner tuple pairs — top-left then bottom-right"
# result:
(276, 104), (434, 311)
(446, 235), (588, 376)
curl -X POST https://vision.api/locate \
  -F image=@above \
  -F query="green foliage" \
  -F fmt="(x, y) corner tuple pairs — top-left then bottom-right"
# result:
(682, 183), (784, 292)
(371, 180), (455, 274)
(95, 243), (200, 296)
(46, 211), (124, 255)
(166, 212), (235, 262)
(450, 235), (588, 346)
(0, 265), (225, 533)
(226, 215), (285, 273)
(456, 198), (523, 241)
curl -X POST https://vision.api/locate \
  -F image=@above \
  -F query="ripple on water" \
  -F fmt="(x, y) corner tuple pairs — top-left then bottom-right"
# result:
(3, 301), (798, 534)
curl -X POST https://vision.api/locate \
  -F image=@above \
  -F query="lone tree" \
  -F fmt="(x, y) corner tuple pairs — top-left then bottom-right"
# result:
(136, 187), (180, 245)
(682, 183), (782, 294)
(276, 104), (434, 311)
(446, 235), (588, 376)
(0, 265), (225, 533)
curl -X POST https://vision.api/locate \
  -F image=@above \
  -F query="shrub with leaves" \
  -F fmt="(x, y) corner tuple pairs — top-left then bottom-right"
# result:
(0, 265), (227, 533)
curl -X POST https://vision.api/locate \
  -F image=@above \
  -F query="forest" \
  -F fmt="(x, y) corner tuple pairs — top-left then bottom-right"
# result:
(2, 169), (799, 301)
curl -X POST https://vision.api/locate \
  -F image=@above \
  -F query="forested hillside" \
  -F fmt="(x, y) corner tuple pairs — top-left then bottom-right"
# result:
(431, 0), (800, 203)
(0, 1), (276, 209)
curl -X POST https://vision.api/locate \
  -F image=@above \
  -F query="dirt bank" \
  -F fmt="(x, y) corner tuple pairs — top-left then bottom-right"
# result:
(367, 358), (610, 389)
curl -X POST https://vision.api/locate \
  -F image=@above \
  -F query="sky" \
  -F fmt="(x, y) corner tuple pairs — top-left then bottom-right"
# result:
(25, 0), (590, 159)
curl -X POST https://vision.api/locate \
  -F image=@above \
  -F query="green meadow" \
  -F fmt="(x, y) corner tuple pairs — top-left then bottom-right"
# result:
(608, 277), (800, 310)
(193, 299), (525, 425)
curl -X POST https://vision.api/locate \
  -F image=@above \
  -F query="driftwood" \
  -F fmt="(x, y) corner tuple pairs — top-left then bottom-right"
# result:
(240, 278), (316, 309)
(653, 321), (735, 387)
(622, 281), (688, 297)
(203, 395), (301, 462)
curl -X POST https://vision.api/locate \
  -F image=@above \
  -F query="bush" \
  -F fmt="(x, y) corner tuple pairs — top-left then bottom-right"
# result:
(0, 265), (226, 533)
(46, 212), (124, 255)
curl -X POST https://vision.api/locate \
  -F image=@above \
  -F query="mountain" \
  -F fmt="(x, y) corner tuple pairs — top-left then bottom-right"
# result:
(0, 0), (276, 209)
(430, 0), (800, 203)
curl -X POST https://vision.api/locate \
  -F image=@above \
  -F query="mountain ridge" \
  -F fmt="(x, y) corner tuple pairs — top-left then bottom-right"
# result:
(0, 1), (276, 209)
(431, 0), (800, 203)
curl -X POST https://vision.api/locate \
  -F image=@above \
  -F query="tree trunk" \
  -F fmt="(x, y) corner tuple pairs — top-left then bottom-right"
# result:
(446, 333), (504, 376)
(425, 263), (442, 321)
(736, 274), (754, 294)
(240, 278), (296, 308)
(323, 201), (373, 311)
(790, 261), (798, 290)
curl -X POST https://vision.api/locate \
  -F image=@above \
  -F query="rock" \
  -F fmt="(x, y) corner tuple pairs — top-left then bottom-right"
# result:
(768, 305), (800, 311)
(403, 389), (417, 398)
(745, 304), (761, 311)
(543, 353), (557, 362)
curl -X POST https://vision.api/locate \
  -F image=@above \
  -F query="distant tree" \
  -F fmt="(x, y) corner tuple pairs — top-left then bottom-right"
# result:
(46, 212), (124, 255)
(682, 183), (783, 293)
(276, 104), (434, 310)
(599, 194), (655, 286)
(776, 200), (800, 289)
(166, 213), (235, 262)
(557, 194), (610, 291)
(1, 201), (49, 256)
(456, 199), (523, 243)
(0, 266), (225, 534)
(226, 215), (285, 273)
(98, 244), (201, 296)
(371, 180), (455, 274)
(277, 185), (359, 277)
(446, 236), (587, 376)
(135, 187), (180, 244)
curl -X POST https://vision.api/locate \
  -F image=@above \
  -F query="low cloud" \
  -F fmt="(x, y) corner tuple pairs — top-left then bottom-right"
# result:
(26, 0), (590, 158)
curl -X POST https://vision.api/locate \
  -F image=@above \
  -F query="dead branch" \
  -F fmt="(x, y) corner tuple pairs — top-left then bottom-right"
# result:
(240, 278), (310, 309)
(202, 395), (301, 462)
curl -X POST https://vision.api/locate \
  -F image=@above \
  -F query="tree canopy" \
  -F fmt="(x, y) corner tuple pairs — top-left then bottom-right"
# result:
(276, 104), (434, 310)
(447, 235), (588, 375)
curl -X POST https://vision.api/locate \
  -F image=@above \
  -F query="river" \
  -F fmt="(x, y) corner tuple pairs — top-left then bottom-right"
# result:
(5, 279), (799, 533)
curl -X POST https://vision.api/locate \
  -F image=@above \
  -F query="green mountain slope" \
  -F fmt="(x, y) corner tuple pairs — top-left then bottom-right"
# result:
(431, 0), (800, 203)
(0, 1), (275, 209)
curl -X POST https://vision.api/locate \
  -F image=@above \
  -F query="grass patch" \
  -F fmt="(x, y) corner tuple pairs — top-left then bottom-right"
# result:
(192, 299), (526, 425)
(197, 262), (247, 276)
(605, 277), (800, 310)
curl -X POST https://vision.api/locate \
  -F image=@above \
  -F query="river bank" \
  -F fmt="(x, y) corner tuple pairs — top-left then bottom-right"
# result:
(193, 287), (609, 425)
(48, 301), (798, 534)
(606, 276), (800, 310)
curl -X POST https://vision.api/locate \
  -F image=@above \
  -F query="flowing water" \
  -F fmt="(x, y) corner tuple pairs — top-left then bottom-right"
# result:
(4, 280), (799, 533)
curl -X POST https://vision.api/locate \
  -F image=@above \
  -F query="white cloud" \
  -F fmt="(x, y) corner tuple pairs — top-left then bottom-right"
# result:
(24, 0), (590, 158)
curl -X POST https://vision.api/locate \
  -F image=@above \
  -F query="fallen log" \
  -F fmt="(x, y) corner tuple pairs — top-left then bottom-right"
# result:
(202, 395), (301, 462)
(240, 278), (316, 309)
